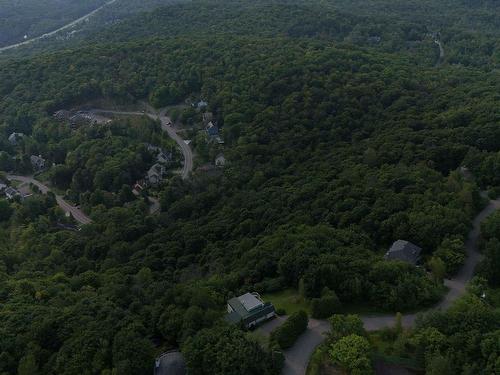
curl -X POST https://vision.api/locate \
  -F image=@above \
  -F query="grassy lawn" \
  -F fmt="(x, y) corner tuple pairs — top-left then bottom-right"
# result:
(261, 289), (311, 315)
(246, 330), (270, 349)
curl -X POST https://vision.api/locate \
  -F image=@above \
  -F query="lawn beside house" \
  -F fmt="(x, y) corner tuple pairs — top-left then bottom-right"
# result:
(261, 289), (311, 316)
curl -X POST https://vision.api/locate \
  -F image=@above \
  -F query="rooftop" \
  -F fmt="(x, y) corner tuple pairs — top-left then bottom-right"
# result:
(385, 240), (422, 265)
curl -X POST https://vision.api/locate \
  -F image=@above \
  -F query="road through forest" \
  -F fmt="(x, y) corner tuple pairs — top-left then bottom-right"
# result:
(279, 196), (500, 375)
(0, 0), (118, 53)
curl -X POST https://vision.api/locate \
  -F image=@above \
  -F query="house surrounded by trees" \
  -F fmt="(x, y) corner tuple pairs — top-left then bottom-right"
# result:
(226, 292), (276, 329)
(384, 240), (422, 265)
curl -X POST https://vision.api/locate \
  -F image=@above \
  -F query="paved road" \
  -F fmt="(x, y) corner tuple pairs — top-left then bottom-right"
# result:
(90, 108), (193, 179)
(435, 39), (445, 65)
(0, 0), (118, 54)
(154, 350), (186, 375)
(272, 196), (500, 375)
(6, 175), (92, 225)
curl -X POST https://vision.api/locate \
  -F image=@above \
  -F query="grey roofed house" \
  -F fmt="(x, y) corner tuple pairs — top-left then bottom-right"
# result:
(8, 132), (24, 145)
(215, 154), (226, 167)
(205, 121), (219, 137)
(147, 163), (165, 186)
(4, 187), (21, 200)
(196, 100), (208, 109)
(226, 292), (275, 329)
(385, 240), (422, 265)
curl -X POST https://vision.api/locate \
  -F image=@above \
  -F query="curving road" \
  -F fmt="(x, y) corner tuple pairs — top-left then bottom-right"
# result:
(89, 108), (193, 179)
(278, 196), (500, 375)
(435, 39), (445, 66)
(6, 175), (92, 225)
(0, 0), (118, 54)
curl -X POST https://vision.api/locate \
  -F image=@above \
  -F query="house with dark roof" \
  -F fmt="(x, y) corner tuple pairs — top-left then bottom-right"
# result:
(226, 292), (275, 329)
(205, 121), (219, 137)
(384, 240), (422, 265)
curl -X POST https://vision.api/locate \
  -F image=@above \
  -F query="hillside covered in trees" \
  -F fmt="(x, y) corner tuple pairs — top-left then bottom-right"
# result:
(0, 0), (498, 374)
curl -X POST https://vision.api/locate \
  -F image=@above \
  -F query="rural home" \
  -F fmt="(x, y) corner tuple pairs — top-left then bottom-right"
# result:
(226, 292), (275, 329)
(384, 240), (422, 265)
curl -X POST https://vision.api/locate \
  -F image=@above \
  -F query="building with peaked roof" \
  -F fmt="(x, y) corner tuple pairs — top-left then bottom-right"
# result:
(8, 132), (24, 145)
(196, 100), (208, 109)
(215, 154), (226, 167)
(205, 121), (219, 137)
(147, 163), (166, 186)
(226, 292), (275, 329)
(4, 187), (21, 200)
(384, 240), (422, 265)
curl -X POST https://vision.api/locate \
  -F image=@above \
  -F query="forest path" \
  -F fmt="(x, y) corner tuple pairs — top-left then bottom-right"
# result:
(0, 0), (118, 53)
(280, 196), (500, 375)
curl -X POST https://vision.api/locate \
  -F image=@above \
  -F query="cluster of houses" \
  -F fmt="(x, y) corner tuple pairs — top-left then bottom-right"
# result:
(199, 104), (227, 169)
(6, 133), (47, 172)
(133, 144), (173, 194)
(203, 112), (224, 145)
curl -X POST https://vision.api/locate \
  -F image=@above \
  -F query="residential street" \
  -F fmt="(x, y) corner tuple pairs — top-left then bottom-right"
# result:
(267, 196), (500, 375)
(6, 175), (92, 225)
(89, 108), (193, 179)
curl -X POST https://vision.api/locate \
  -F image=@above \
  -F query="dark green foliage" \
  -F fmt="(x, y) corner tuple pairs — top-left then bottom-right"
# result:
(311, 289), (341, 319)
(270, 310), (308, 349)
(0, 1), (498, 374)
(0, 200), (13, 222)
(182, 325), (281, 375)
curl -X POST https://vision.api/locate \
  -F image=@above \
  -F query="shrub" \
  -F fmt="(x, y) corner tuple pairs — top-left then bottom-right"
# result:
(311, 290), (341, 319)
(270, 310), (308, 349)
(276, 308), (287, 316)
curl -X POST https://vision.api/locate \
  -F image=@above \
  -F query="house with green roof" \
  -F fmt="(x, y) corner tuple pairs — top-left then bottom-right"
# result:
(226, 292), (276, 329)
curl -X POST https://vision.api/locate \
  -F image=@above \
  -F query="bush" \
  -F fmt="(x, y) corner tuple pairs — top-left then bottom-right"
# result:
(270, 310), (308, 349)
(276, 308), (287, 316)
(311, 290), (341, 319)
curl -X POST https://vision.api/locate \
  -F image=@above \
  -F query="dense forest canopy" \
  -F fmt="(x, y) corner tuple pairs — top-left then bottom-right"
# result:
(0, 0), (499, 374)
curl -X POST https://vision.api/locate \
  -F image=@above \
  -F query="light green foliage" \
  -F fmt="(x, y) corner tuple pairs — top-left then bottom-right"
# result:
(328, 314), (366, 342)
(328, 334), (373, 375)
